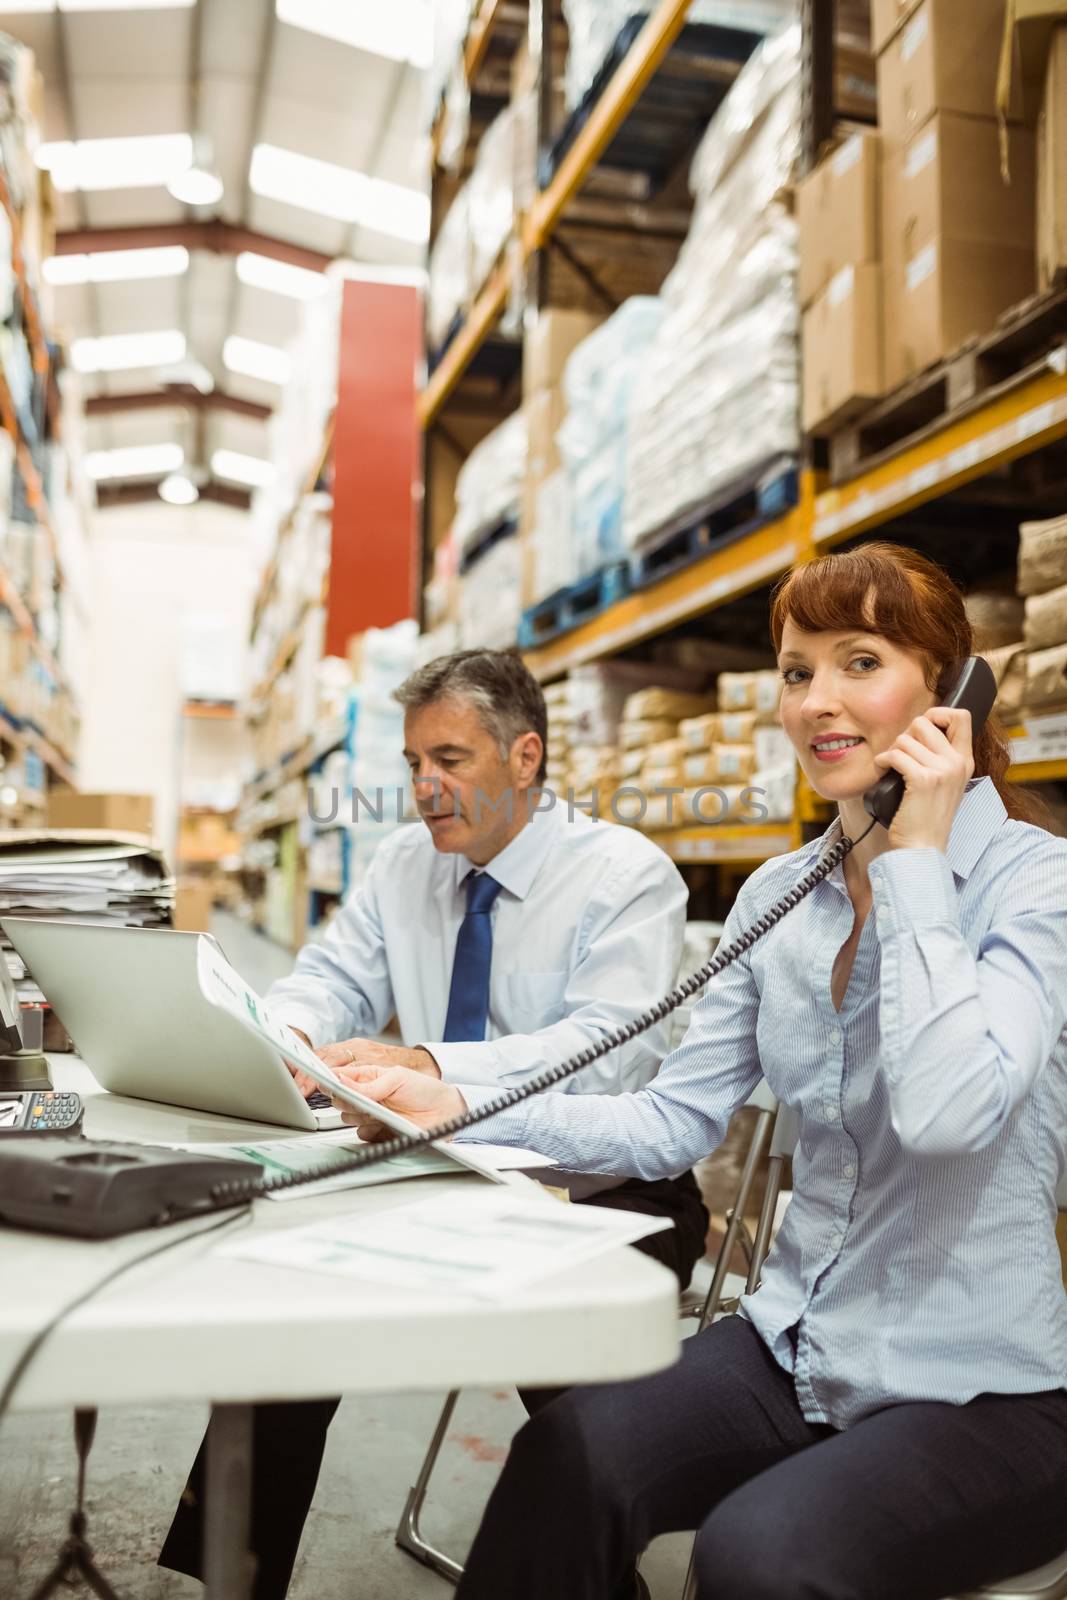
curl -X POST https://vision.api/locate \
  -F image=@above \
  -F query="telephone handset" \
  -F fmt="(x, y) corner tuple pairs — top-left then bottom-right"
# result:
(15, 656), (1001, 1230)
(862, 655), (998, 829)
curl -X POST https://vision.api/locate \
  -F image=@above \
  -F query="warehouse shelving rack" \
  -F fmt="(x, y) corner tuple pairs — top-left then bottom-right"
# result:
(419, 0), (1067, 881)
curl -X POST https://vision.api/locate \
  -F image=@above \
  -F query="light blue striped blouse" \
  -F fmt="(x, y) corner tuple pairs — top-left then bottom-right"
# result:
(457, 777), (1067, 1427)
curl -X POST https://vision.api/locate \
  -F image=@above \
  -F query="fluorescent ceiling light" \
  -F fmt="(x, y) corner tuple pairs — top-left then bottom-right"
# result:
(36, 133), (192, 193)
(211, 449), (277, 489)
(43, 246), (190, 286)
(85, 443), (184, 482)
(6, 1), (194, 9)
(275, 0), (432, 68)
(223, 335), (291, 387)
(250, 143), (429, 244)
(236, 251), (326, 301)
(71, 329), (186, 374)
(159, 473), (199, 506)
(168, 166), (224, 206)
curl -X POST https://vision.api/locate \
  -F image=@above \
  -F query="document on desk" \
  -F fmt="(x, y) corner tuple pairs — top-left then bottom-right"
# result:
(195, 936), (539, 1189)
(172, 1129), (555, 1200)
(217, 1188), (673, 1299)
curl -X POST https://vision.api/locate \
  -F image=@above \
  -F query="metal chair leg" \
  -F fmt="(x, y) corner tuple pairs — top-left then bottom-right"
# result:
(395, 1390), (465, 1584)
(696, 1105), (773, 1333)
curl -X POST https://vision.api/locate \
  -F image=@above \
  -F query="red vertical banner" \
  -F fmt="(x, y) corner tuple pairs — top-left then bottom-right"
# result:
(327, 279), (421, 653)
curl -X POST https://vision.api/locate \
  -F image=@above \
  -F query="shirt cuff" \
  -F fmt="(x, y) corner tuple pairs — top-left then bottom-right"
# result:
(867, 847), (958, 929)
(450, 1082), (529, 1145)
(270, 1006), (328, 1051)
(417, 1040), (502, 1088)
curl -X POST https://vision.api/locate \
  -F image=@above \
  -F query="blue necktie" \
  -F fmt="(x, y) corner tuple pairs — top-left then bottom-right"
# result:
(443, 871), (503, 1042)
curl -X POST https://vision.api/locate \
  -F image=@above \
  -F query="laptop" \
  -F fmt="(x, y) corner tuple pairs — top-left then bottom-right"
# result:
(0, 917), (343, 1131)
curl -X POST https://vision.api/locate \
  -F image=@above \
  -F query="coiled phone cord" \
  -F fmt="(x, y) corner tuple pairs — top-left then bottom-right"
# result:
(208, 819), (875, 1211)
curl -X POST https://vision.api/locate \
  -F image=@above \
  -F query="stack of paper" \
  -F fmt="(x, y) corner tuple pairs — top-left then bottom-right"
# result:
(0, 830), (174, 1003)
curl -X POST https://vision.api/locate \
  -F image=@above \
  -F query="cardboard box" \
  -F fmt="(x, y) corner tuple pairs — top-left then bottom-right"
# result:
(883, 113), (1036, 275)
(174, 879), (214, 934)
(523, 309), (604, 399)
(997, 0), (1067, 125)
(46, 792), (155, 836)
(796, 130), (881, 308)
(872, 0), (923, 53)
(1037, 28), (1067, 287)
(803, 264), (885, 432)
(883, 236), (1036, 387)
(877, 0), (1009, 150)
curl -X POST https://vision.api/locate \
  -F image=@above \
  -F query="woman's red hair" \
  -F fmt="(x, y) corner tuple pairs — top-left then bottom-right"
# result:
(769, 541), (1049, 828)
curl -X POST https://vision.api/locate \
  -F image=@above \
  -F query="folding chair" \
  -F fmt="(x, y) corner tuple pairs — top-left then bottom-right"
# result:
(395, 1083), (785, 1586)
(679, 1099), (798, 1600)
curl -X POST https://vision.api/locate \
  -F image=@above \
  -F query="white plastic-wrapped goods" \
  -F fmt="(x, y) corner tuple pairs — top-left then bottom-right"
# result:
(453, 409), (528, 558)
(622, 23), (802, 552)
(562, 0), (796, 110)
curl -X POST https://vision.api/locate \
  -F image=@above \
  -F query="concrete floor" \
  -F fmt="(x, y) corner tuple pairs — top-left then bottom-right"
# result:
(0, 912), (694, 1598)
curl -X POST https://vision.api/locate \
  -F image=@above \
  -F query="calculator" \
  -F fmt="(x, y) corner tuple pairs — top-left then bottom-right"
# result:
(0, 1091), (84, 1136)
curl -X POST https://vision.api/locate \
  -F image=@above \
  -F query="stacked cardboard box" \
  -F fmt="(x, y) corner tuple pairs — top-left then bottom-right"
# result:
(798, 128), (884, 432)
(998, 7), (1067, 291)
(875, 0), (1036, 389)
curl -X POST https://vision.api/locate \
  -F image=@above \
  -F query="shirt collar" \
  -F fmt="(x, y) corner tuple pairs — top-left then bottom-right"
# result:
(454, 803), (559, 902)
(810, 775), (1007, 887)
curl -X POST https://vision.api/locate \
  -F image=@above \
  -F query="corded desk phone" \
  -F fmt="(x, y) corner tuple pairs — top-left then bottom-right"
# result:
(0, 657), (998, 1239)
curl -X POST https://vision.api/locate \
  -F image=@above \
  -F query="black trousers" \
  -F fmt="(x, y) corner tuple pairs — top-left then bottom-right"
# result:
(457, 1314), (1067, 1600)
(158, 1170), (708, 1599)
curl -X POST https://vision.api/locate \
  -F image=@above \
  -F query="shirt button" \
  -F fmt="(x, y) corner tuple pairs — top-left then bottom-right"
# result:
(830, 1027), (842, 1044)
(831, 1229), (843, 1247)
(825, 1105), (838, 1122)
(843, 1162), (856, 1178)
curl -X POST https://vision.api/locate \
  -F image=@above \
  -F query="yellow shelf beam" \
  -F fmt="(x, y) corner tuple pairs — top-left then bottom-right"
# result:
(464, 0), (506, 82)
(813, 368), (1067, 549)
(1007, 758), (1067, 784)
(524, 473), (816, 681)
(419, 0), (698, 428)
(524, 0), (697, 248)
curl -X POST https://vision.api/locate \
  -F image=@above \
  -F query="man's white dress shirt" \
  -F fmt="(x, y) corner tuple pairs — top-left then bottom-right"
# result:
(266, 802), (688, 1109)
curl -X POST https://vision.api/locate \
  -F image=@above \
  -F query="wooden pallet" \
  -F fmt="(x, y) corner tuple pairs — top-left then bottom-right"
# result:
(517, 561), (632, 649)
(828, 280), (1067, 485)
(628, 457), (799, 591)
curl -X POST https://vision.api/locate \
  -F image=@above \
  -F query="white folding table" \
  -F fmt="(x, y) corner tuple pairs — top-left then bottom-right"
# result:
(1, 1056), (681, 1597)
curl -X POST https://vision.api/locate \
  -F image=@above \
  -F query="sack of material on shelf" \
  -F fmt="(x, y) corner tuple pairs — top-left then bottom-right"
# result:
(1023, 644), (1067, 711)
(751, 759), (796, 821)
(561, 0), (795, 111)
(717, 668), (782, 719)
(1018, 514), (1067, 598)
(557, 297), (665, 578)
(1023, 583), (1067, 652)
(618, 717), (681, 750)
(965, 591), (1027, 650)
(453, 409), (527, 558)
(983, 641), (1028, 721)
(622, 24), (802, 553)
(458, 533), (524, 651)
(623, 685), (717, 723)
(683, 744), (758, 784)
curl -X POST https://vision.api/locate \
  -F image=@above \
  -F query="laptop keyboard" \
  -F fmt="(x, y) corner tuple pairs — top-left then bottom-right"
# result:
(307, 1090), (331, 1109)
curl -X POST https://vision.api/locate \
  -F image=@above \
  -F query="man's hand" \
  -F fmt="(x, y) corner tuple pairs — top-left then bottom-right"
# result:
(317, 1037), (442, 1079)
(283, 1028), (321, 1099)
(330, 1063), (466, 1143)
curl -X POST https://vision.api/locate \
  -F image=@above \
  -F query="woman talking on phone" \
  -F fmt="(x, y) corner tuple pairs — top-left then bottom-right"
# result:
(338, 542), (1067, 1600)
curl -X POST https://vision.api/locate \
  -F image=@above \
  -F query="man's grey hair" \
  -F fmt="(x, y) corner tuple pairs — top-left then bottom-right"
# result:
(393, 648), (548, 783)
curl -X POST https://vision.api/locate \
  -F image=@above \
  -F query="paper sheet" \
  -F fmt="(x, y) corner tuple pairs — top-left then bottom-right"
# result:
(217, 1188), (673, 1298)
(195, 936), (532, 1188)
(170, 1129), (555, 1201)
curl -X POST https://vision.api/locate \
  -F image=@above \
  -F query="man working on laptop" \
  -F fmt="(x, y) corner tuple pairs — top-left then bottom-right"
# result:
(160, 646), (707, 1599)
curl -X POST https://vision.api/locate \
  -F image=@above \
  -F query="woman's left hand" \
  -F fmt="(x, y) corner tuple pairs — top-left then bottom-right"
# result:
(870, 706), (975, 853)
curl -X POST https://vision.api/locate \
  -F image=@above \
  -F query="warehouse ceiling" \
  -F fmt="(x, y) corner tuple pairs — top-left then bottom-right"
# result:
(0, 0), (429, 499)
